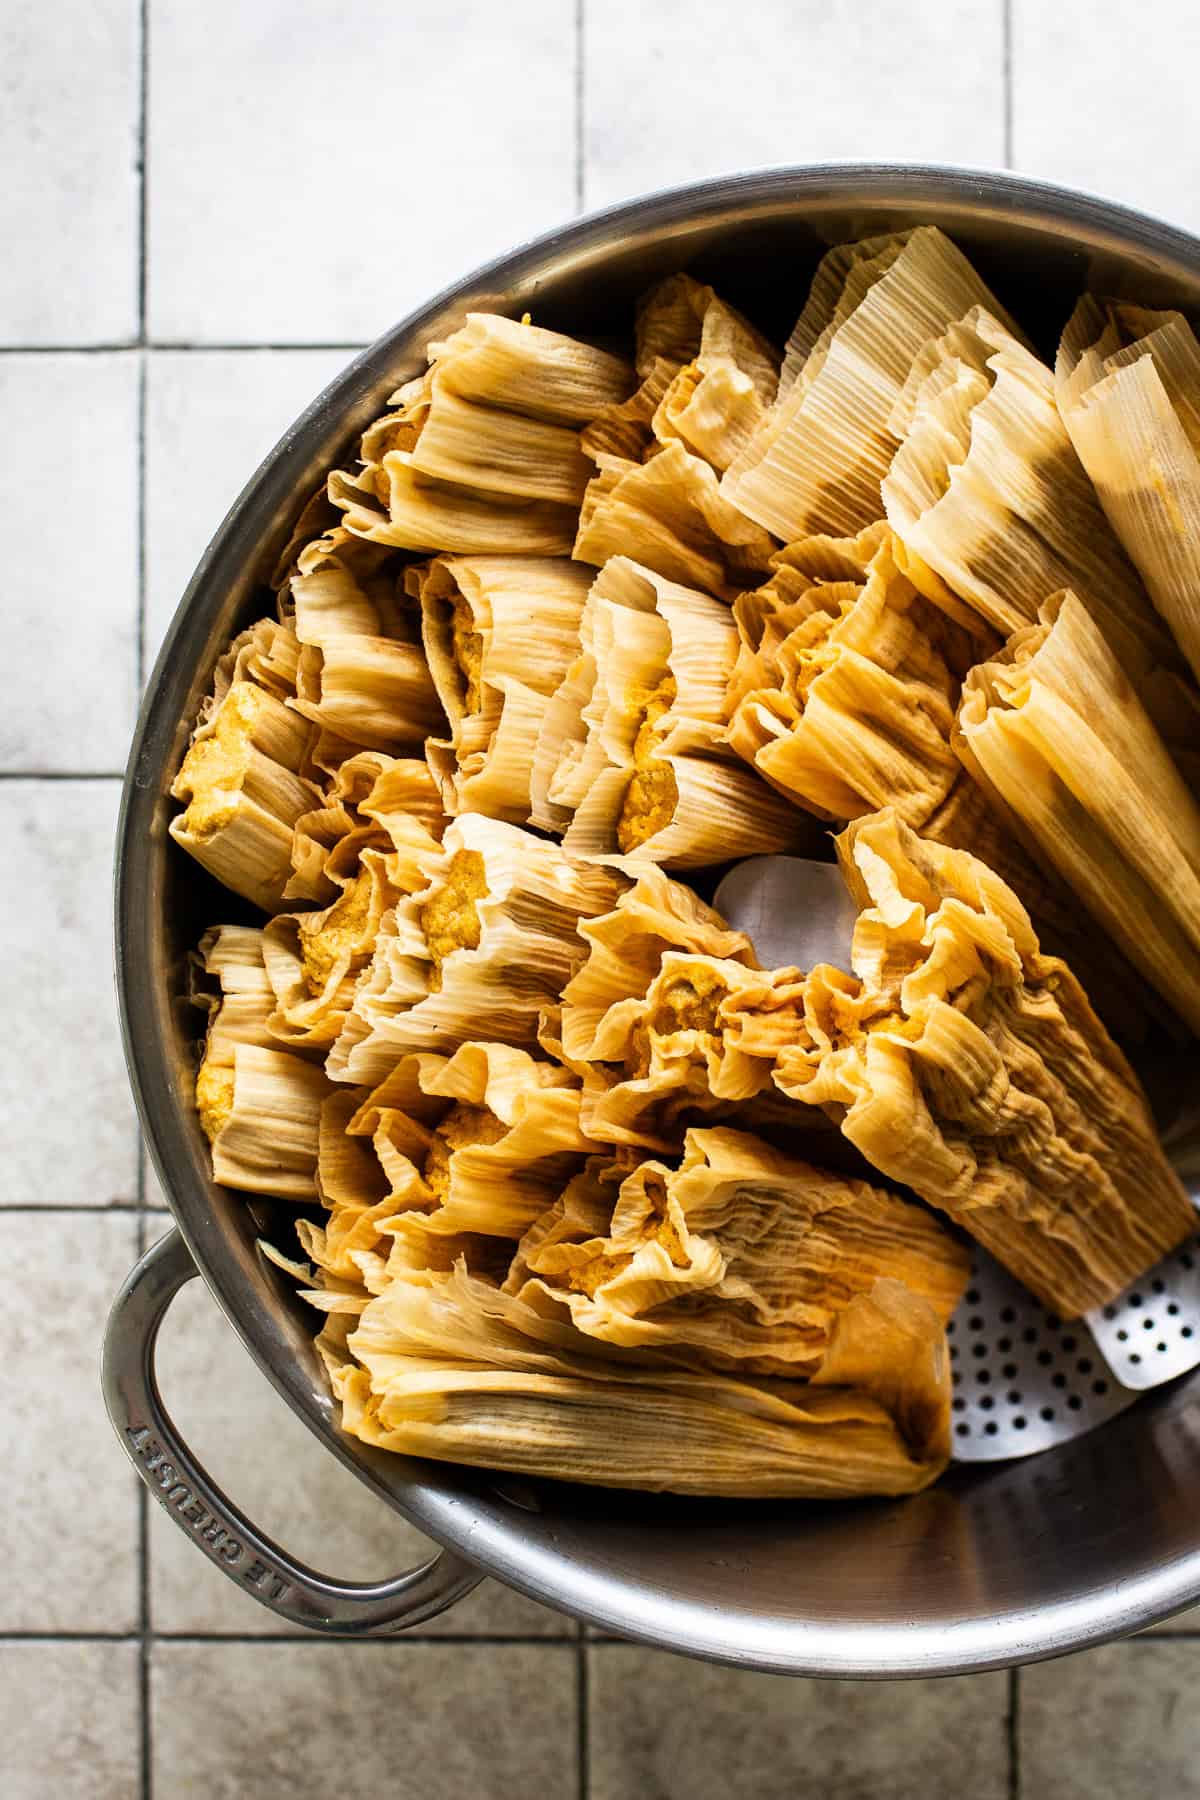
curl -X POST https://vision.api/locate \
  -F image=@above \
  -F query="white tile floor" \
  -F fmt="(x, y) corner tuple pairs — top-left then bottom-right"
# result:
(5, 2), (1200, 1796)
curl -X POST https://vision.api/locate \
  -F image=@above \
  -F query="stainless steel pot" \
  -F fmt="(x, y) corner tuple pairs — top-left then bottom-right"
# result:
(103, 164), (1200, 1675)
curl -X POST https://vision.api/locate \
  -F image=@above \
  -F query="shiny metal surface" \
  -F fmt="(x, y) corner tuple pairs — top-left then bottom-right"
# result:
(111, 164), (1200, 1674)
(102, 1228), (481, 1632)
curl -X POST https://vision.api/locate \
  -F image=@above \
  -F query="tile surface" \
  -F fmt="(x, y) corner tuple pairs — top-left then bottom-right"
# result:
(147, 0), (577, 344)
(1021, 1641), (1200, 1799)
(143, 348), (353, 666)
(585, 0), (1004, 210)
(152, 1640), (577, 1799)
(0, 1212), (140, 1630)
(0, 356), (139, 772)
(149, 1250), (574, 1636)
(1012, 6), (1200, 233)
(587, 1645), (1010, 1800)
(0, 782), (138, 1208)
(0, 1641), (140, 1800)
(0, 0), (139, 344)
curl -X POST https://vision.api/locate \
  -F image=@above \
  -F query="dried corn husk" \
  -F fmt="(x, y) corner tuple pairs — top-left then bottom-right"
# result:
(326, 815), (627, 1083)
(954, 590), (1200, 1033)
(1057, 298), (1200, 685)
(727, 527), (973, 829)
(425, 311), (634, 423)
(559, 864), (757, 1062)
(319, 1259), (950, 1496)
(533, 555), (814, 867)
(773, 810), (1195, 1315)
(262, 848), (399, 1051)
(722, 227), (1024, 541)
(339, 1042), (593, 1254)
(190, 925), (281, 1069)
(573, 443), (777, 596)
(329, 459), (578, 557)
(170, 664), (319, 913)
(882, 306), (1178, 669)
(195, 1041), (331, 1199)
(412, 555), (591, 821)
(285, 752), (446, 906)
(506, 1126), (967, 1376)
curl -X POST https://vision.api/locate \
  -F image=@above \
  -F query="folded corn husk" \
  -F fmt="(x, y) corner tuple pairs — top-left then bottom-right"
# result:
(954, 590), (1200, 1034)
(285, 751), (447, 906)
(882, 306), (1179, 671)
(411, 555), (591, 821)
(262, 848), (399, 1052)
(170, 635), (320, 912)
(327, 313), (633, 556)
(727, 525), (974, 829)
(573, 442), (778, 597)
(319, 1262), (951, 1497)
(283, 529), (445, 758)
(569, 950), (809, 1152)
(326, 815), (627, 1084)
(773, 810), (1195, 1316)
(335, 1042), (593, 1257)
(531, 555), (815, 867)
(1057, 298), (1200, 685)
(581, 274), (781, 474)
(722, 228), (1024, 542)
(505, 1125), (967, 1377)
(196, 1039), (332, 1199)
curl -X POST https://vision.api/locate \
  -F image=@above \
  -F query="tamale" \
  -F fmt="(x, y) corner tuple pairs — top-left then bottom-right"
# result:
(722, 227), (1024, 541)
(1058, 298), (1200, 686)
(773, 810), (1195, 1315)
(411, 555), (591, 821)
(882, 305), (1178, 669)
(954, 590), (1200, 1033)
(506, 1125), (968, 1376)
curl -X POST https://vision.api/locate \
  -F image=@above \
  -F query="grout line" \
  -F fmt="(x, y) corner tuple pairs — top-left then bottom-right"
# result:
(1007, 1666), (1020, 1800)
(0, 341), (368, 356)
(577, 1638), (590, 1800)
(0, 1630), (581, 1646)
(574, 0), (585, 214)
(0, 771), (124, 781)
(136, 1203), (152, 1800)
(136, 351), (148, 692)
(137, 0), (149, 344)
(1002, 0), (1014, 169)
(0, 1203), (149, 1214)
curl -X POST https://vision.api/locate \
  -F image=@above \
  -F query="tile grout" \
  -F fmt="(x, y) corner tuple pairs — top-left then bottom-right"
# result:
(0, 341), (369, 355)
(0, 1630), (583, 1645)
(577, 1638), (590, 1800)
(1007, 1665), (1020, 1799)
(137, 0), (150, 1770)
(0, 771), (125, 781)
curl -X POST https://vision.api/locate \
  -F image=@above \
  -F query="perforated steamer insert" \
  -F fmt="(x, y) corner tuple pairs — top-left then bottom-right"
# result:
(714, 855), (1200, 1463)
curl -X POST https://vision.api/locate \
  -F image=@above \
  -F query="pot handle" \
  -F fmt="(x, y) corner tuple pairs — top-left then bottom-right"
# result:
(102, 1226), (482, 1635)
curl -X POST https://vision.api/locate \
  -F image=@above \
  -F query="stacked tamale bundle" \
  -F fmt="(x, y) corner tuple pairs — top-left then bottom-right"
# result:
(170, 231), (1198, 1504)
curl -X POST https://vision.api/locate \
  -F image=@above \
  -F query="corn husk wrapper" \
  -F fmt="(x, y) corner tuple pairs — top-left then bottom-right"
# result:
(412, 555), (591, 821)
(727, 527), (972, 829)
(195, 1040), (332, 1199)
(1057, 298), (1200, 686)
(285, 752), (447, 906)
(954, 590), (1200, 1034)
(773, 810), (1195, 1316)
(573, 443), (777, 597)
(506, 1125), (968, 1377)
(559, 864), (757, 1059)
(882, 306), (1179, 671)
(284, 534), (444, 756)
(262, 848), (400, 1052)
(321, 1260), (950, 1496)
(425, 311), (634, 424)
(327, 815), (627, 1083)
(190, 925), (285, 1074)
(337, 1042), (594, 1252)
(170, 662), (320, 913)
(401, 373), (593, 507)
(533, 555), (815, 867)
(580, 274), (781, 474)
(329, 459), (578, 557)
(722, 227), (1024, 542)
(572, 952), (808, 1152)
